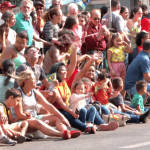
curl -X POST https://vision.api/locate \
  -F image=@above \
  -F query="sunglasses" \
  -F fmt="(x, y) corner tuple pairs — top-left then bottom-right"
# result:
(36, 7), (43, 11)
(93, 18), (100, 21)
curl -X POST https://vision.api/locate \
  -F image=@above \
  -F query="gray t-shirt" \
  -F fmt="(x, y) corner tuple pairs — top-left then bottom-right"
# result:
(109, 94), (124, 107)
(102, 12), (125, 32)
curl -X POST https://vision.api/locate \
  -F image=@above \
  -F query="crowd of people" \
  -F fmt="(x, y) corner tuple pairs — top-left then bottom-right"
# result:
(0, 0), (150, 146)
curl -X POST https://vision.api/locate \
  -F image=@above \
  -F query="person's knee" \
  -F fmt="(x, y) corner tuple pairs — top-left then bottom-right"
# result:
(21, 121), (29, 128)
(80, 108), (87, 114)
(47, 90), (57, 104)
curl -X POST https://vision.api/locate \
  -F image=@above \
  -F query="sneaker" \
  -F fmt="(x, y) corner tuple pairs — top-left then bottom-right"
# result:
(84, 126), (96, 134)
(140, 109), (150, 123)
(63, 130), (71, 139)
(0, 136), (17, 146)
(25, 134), (34, 141)
(70, 130), (81, 138)
(12, 135), (26, 143)
(98, 122), (119, 131)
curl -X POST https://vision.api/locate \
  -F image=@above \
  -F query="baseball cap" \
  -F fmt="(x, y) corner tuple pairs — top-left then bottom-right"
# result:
(34, 1), (44, 7)
(0, 1), (16, 9)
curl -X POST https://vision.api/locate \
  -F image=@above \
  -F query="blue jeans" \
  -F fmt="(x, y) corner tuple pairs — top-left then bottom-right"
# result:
(78, 106), (105, 125)
(100, 105), (140, 123)
(130, 105), (149, 113)
(59, 110), (87, 132)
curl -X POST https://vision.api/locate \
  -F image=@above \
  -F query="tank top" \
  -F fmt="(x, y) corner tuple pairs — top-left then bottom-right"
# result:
(10, 46), (26, 70)
(18, 87), (37, 118)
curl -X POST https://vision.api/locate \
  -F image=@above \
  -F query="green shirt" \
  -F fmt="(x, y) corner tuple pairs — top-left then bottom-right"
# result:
(11, 12), (33, 46)
(131, 93), (144, 113)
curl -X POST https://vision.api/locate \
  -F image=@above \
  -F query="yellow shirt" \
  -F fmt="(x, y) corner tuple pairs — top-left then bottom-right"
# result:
(108, 46), (126, 62)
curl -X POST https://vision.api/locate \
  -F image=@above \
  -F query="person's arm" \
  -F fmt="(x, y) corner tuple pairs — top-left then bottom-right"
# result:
(122, 42), (133, 53)
(136, 105), (142, 115)
(107, 50), (116, 76)
(77, 54), (91, 63)
(66, 43), (78, 80)
(144, 92), (150, 104)
(0, 106), (8, 124)
(143, 73), (150, 83)
(119, 104), (136, 113)
(35, 89), (71, 127)
(107, 79), (113, 97)
(0, 47), (13, 68)
(8, 111), (19, 123)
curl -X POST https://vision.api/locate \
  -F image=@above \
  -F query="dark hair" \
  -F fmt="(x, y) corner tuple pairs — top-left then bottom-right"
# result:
(77, 13), (87, 25)
(81, 11), (90, 16)
(2, 59), (15, 86)
(100, 6), (108, 18)
(136, 80), (147, 92)
(49, 62), (65, 82)
(24, 46), (35, 55)
(129, 5), (141, 19)
(16, 31), (29, 41)
(2, 11), (15, 25)
(136, 31), (148, 46)
(30, 11), (36, 20)
(143, 39), (150, 51)
(109, 32), (121, 47)
(35, 0), (45, 5)
(112, 77), (123, 90)
(98, 71), (110, 81)
(120, 6), (128, 14)
(139, 4), (147, 11)
(58, 28), (75, 37)
(49, 5), (58, 11)
(111, 0), (120, 8)
(64, 15), (78, 30)
(5, 88), (22, 100)
(74, 80), (84, 89)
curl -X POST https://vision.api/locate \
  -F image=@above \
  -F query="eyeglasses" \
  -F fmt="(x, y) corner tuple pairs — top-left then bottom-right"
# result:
(35, 7), (43, 11)
(79, 20), (84, 22)
(93, 18), (100, 21)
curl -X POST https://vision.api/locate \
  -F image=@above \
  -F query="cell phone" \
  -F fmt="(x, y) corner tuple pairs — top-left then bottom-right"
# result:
(75, 108), (79, 115)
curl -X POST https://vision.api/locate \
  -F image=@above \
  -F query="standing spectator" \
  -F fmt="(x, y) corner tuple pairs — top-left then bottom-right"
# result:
(85, 9), (110, 70)
(43, 7), (62, 54)
(68, 3), (79, 16)
(0, 11), (16, 51)
(81, 11), (91, 22)
(120, 6), (129, 21)
(34, 1), (45, 36)
(11, 0), (33, 46)
(52, 0), (62, 8)
(127, 5), (142, 49)
(100, 6), (108, 19)
(35, 0), (46, 10)
(139, 4), (148, 19)
(0, 1), (16, 18)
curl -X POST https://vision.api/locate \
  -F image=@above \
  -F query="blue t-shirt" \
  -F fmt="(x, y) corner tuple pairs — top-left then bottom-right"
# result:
(11, 12), (33, 46)
(125, 50), (150, 90)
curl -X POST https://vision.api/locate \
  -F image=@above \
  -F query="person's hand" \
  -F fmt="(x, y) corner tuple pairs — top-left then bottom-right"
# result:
(65, 53), (70, 60)
(72, 42), (79, 51)
(85, 55), (91, 60)
(0, 114), (8, 124)
(92, 53), (99, 61)
(137, 18), (141, 28)
(61, 116), (71, 127)
(71, 111), (79, 119)
(109, 107), (114, 114)
(24, 112), (32, 119)
(146, 92), (150, 98)
(52, 38), (62, 45)
(110, 69), (116, 76)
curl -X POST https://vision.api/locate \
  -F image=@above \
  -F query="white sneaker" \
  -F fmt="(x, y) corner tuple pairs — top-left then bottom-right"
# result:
(0, 136), (17, 146)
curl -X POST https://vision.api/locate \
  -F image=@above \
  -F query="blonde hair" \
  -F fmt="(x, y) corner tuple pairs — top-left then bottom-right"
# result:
(17, 70), (34, 87)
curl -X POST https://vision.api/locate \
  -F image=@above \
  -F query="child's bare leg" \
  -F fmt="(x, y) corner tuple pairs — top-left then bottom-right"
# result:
(121, 78), (126, 99)
(27, 119), (63, 137)
(19, 121), (29, 136)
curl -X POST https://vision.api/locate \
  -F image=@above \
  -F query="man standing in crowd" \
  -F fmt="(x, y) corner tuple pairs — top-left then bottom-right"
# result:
(52, 0), (62, 8)
(11, 0), (33, 46)
(125, 39), (150, 100)
(68, 3), (79, 16)
(0, 1), (16, 18)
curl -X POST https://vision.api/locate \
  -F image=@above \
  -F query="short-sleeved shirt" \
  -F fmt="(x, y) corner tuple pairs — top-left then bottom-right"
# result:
(108, 46), (125, 62)
(109, 94), (124, 108)
(11, 12), (33, 46)
(102, 12), (125, 32)
(14, 62), (46, 88)
(131, 93), (144, 113)
(94, 83), (109, 105)
(125, 50), (150, 90)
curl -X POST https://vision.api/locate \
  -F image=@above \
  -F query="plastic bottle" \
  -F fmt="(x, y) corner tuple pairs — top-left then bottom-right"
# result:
(48, 82), (56, 93)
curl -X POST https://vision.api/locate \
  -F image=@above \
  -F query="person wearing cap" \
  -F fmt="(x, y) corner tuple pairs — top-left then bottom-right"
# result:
(0, 1), (16, 14)
(11, 0), (33, 46)
(34, 1), (45, 35)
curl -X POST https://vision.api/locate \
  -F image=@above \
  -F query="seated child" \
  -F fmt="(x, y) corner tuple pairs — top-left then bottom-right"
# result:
(94, 72), (117, 113)
(109, 77), (140, 115)
(0, 88), (29, 144)
(130, 81), (149, 115)
(69, 80), (119, 132)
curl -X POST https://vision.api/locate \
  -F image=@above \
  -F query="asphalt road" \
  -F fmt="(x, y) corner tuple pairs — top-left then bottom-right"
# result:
(1, 120), (150, 150)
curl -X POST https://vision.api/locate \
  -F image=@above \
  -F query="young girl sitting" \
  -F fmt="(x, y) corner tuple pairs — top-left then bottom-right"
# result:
(69, 80), (119, 132)
(107, 33), (133, 97)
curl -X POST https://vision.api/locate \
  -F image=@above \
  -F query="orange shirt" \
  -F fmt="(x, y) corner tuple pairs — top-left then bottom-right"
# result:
(94, 83), (109, 105)
(53, 81), (71, 109)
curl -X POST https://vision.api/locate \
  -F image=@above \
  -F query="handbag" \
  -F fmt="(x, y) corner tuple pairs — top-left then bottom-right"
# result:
(102, 114), (130, 127)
